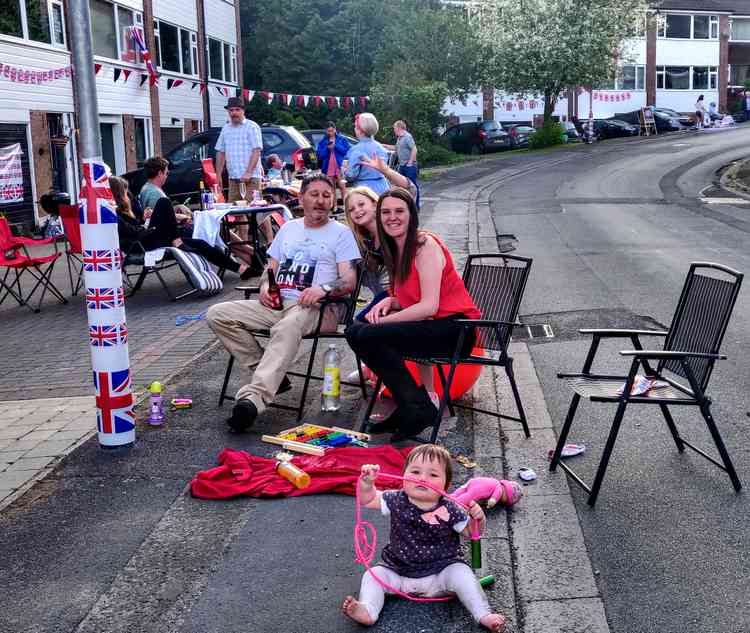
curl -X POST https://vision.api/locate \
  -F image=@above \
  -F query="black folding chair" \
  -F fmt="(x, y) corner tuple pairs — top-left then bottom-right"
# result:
(360, 253), (533, 443)
(121, 242), (198, 301)
(218, 264), (367, 421)
(550, 262), (743, 506)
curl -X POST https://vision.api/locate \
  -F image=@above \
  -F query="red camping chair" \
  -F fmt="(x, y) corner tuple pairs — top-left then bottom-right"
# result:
(201, 159), (226, 203)
(0, 216), (67, 312)
(59, 204), (85, 295)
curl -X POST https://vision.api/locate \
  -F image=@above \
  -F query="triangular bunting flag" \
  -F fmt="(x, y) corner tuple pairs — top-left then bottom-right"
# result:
(123, 69), (132, 82)
(243, 88), (249, 100)
(260, 90), (270, 103)
(358, 96), (367, 109)
(173, 79), (183, 89)
(94, 63), (102, 75)
(312, 95), (322, 107)
(199, 82), (207, 94)
(326, 96), (337, 109)
(191, 81), (199, 90)
(140, 73), (148, 87)
(215, 86), (224, 95)
(149, 73), (158, 86)
(246, 89), (255, 101)
(113, 68), (121, 82)
(167, 78), (174, 90)
(302, 95), (309, 107)
(279, 93), (288, 105)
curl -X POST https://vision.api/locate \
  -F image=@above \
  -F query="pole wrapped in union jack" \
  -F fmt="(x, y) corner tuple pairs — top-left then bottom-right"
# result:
(80, 159), (135, 448)
(129, 26), (159, 86)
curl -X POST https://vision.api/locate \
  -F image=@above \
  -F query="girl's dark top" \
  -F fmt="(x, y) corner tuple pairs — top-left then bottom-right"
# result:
(380, 490), (468, 578)
(117, 197), (178, 253)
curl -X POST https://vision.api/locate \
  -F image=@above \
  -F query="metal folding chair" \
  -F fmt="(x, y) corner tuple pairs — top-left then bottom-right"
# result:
(218, 264), (367, 421)
(550, 262), (743, 506)
(360, 253), (533, 443)
(0, 217), (67, 312)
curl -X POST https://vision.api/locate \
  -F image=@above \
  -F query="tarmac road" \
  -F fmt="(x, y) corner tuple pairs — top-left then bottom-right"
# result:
(488, 127), (750, 633)
(3, 129), (750, 633)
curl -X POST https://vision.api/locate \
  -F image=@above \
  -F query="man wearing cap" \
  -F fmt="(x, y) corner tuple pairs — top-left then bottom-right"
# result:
(214, 97), (263, 205)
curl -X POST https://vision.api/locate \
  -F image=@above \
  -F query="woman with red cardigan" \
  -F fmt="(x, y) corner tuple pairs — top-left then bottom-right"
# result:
(345, 187), (480, 440)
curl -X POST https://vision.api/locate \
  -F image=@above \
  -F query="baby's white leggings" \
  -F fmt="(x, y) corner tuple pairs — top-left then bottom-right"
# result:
(358, 563), (491, 622)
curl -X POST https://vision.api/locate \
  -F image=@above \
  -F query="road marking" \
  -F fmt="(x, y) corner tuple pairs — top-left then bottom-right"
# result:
(700, 197), (750, 204)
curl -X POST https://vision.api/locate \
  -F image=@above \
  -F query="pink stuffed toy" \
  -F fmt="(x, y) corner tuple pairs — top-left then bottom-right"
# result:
(452, 476), (522, 508)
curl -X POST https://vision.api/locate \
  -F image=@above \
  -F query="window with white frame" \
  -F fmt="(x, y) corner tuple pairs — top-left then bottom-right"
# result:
(90, 0), (142, 62)
(731, 18), (750, 41)
(153, 19), (197, 76)
(692, 66), (718, 90)
(0, 0), (67, 46)
(656, 65), (717, 90)
(597, 65), (646, 91)
(134, 117), (151, 168)
(208, 36), (236, 83)
(658, 13), (719, 39)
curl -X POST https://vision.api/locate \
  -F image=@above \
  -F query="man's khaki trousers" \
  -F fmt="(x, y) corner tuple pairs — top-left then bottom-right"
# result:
(207, 299), (337, 414)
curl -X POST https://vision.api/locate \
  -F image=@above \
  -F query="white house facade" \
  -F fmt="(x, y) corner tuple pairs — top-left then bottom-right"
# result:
(0, 0), (242, 228)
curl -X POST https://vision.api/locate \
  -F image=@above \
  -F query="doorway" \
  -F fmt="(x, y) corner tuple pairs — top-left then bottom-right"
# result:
(100, 123), (116, 172)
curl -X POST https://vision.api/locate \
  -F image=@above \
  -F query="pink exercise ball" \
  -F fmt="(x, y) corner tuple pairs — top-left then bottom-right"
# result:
(369, 349), (483, 400)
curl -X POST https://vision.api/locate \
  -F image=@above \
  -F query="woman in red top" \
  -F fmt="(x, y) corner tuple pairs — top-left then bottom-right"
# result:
(346, 187), (480, 440)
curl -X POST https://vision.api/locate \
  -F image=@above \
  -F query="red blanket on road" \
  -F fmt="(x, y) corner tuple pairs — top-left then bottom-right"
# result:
(190, 445), (412, 499)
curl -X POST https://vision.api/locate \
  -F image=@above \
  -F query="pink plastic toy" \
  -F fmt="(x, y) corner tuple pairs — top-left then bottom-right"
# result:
(452, 476), (523, 509)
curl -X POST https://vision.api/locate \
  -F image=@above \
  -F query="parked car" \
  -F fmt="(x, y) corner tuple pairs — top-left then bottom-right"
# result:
(301, 129), (397, 167)
(653, 107), (695, 128)
(615, 109), (683, 133)
(592, 118), (640, 140)
(439, 121), (511, 154)
(505, 124), (536, 148)
(122, 125), (316, 204)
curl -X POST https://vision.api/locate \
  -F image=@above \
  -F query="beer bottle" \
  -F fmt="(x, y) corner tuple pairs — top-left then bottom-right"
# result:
(267, 268), (283, 310)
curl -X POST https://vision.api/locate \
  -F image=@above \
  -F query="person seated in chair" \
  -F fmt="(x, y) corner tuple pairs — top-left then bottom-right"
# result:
(207, 174), (361, 432)
(110, 176), (252, 277)
(345, 187), (481, 441)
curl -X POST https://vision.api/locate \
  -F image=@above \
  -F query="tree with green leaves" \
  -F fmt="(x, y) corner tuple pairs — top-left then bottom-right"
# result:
(479, 0), (650, 123)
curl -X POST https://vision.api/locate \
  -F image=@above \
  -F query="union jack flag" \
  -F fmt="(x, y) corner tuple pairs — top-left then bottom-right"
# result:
(94, 369), (134, 434)
(83, 249), (122, 272)
(80, 160), (117, 225)
(86, 287), (125, 310)
(129, 27), (159, 86)
(89, 323), (128, 347)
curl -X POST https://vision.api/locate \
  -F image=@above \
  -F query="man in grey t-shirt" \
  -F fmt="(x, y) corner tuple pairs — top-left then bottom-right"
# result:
(393, 120), (419, 207)
(207, 174), (361, 431)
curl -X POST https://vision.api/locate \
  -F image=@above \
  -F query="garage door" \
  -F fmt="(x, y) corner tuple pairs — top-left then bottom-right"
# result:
(0, 123), (34, 228)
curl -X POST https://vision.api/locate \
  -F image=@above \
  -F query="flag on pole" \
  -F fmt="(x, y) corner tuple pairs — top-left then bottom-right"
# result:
(93, 369), (134, 434)
(129, 27), (159, 86)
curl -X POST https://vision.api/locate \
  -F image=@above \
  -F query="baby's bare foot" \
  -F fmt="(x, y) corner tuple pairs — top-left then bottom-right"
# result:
(479, 613), (506, 632)
(342, 595), (374, 626)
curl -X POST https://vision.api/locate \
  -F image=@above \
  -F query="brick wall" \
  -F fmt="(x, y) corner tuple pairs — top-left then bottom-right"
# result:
(29, 111), (53, 211)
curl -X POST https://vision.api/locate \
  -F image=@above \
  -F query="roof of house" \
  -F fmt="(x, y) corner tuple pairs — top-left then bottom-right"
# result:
(655, 0), (750, 12)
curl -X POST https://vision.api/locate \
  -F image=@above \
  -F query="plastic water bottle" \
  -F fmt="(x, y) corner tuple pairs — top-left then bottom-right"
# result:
(321, 344), (341, 412)
(147, 381), (165, 425)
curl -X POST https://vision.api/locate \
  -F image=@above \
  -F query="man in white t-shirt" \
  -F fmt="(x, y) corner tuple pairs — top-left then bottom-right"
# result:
(207, 174), (361, 431)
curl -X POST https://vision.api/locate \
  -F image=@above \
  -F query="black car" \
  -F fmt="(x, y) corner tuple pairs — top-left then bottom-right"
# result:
(505, 124), (535, 148)
(122, 125), (316, 204)
(653, 107), (695, 128)
(440, 121), (510, 154)
(592, 118), (640, 140)
(615, 109), (683, 133)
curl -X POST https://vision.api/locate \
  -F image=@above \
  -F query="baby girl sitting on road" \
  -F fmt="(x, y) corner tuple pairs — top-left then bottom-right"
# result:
(342, 444), (507, 631)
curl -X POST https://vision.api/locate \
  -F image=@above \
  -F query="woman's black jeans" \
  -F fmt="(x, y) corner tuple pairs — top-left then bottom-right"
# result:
(345, 315), (475, 420)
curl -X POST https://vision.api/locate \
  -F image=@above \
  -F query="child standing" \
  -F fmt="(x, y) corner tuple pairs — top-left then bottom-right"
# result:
(342, 445), (507, 632)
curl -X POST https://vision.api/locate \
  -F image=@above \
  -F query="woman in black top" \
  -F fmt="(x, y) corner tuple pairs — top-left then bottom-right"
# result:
(110, 177), (251, 278)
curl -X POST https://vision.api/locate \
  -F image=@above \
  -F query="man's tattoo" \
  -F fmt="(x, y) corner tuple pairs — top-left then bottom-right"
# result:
(327, 260), (358, 295)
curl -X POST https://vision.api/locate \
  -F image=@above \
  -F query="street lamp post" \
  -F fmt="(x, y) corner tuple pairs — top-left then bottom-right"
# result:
(68, 0), (135, 449)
